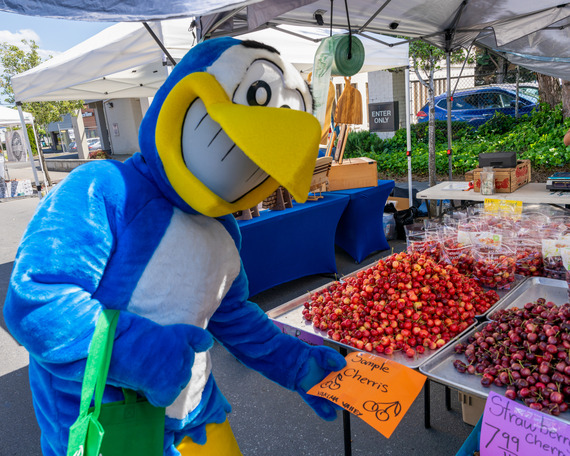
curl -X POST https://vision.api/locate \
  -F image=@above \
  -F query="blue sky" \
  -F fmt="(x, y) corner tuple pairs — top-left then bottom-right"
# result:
(0, 11), (115, 56)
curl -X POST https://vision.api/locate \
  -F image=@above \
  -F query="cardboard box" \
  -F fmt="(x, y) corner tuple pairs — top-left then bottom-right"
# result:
(470, 159), (531, 193)
(386, 196), (411, 211)
(328, 157), (378, 191)
(458, 392), (486, 426)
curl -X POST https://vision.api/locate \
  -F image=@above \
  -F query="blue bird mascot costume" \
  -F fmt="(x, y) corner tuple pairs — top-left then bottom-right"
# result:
(4, 37), (346, 456)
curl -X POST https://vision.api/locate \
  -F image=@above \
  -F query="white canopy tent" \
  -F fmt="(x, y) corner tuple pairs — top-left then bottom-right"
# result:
(3, 1), (570, 200)
(11, 21), (409, 103)
(0, 105), (44, 190)
(0, 106), (34, 125)
(10, 17), (411, 200)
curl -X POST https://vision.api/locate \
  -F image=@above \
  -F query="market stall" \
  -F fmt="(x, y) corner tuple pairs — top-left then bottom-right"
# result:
(267, 200), (570, 454)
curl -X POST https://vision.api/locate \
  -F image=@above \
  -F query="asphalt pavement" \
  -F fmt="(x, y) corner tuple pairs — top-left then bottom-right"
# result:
(0, 158), (474, 455)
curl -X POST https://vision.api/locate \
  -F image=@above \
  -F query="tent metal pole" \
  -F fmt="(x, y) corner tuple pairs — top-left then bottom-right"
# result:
(446, 52), (452, 181)
(143, 22), (177, 66)
(16, 103), (42, 199)
(515, 65), (520, 118)
(31, 120), (49, 187)
(405, 67), (413, 208)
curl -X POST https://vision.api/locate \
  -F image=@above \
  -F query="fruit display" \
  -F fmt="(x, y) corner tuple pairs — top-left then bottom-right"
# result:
(472, 248), (517, 289)
(301, 251), (500, 357)
(514, 241), (543, 277)
(453, 299), (570, 416)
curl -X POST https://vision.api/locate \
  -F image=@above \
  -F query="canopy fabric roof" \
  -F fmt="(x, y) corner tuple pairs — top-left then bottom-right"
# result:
(198, 0), (570, 81)
(11, 20), (408, 103)
(11, 20), (191, 102)
(8, 1), (570, 99)
(0, 106), (33, 126)
(0, 0), (267, 22)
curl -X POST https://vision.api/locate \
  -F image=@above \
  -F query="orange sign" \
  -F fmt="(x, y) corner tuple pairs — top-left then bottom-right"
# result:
(308, 352), (426, 438)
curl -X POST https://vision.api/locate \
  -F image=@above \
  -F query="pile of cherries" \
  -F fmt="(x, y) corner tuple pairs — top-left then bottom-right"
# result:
(453, 299), (570, 416)
(302, 252), (499, 357)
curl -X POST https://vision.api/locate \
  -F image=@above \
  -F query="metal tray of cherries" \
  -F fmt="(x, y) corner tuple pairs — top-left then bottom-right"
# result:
(420, 277), (570, 424)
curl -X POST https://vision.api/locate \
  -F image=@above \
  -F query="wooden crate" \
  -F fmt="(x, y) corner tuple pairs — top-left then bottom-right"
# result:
(328, 157), (378, 191)
(470, 159), (531, 193)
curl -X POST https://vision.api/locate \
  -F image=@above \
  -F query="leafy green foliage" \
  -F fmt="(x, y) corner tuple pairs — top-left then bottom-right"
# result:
(26, 125), (37, 156)
(0, 40), (84, 129)
(344, 103), (570, 176)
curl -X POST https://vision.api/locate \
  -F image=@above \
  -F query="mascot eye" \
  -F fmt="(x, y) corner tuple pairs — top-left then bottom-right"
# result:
(233, 59), (306, 112)
(247, 81), (271, 106)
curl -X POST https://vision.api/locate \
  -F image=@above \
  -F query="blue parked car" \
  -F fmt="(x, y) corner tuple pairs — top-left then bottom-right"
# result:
(416, 87), (538, 127)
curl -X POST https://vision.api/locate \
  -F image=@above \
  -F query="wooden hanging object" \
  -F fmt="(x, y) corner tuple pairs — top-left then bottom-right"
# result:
(335, 77), (362, 125)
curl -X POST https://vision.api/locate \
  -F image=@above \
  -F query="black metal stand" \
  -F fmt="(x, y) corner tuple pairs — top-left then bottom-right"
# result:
(424, 379), (431, 429)
(339, 347), (352, 456)
(445, 386), (452, 410)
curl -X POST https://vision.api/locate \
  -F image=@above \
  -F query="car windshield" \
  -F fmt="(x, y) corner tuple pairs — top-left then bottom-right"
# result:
(519, 87), (539, 100)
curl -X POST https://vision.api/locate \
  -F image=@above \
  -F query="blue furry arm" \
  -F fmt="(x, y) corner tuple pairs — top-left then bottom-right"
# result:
(4, 164), (210, 406)
(207, 265), (346, 419)
(4, 165), (120, 372)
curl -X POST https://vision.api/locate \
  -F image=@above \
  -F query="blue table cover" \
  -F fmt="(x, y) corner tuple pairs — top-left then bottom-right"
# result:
(238, 193), (350, 297)
(325, 180), (396, 263)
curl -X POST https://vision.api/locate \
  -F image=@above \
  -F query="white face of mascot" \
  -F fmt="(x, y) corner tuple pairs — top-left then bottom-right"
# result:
(148, 39), (321, 217)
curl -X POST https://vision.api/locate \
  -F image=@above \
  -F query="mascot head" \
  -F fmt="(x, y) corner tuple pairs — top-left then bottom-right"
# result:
(139, 37), (321, 217)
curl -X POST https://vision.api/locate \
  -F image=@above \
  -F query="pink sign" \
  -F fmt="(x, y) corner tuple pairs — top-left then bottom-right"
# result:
(481, 391), (570, 456)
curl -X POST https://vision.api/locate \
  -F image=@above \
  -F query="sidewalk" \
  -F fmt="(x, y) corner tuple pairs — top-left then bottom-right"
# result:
(2, 152), (131, 196)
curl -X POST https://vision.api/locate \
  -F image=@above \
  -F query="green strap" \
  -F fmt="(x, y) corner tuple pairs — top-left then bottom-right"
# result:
(77, 309), (120, 420)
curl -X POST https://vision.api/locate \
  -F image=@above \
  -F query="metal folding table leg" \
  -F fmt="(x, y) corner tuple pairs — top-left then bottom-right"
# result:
(339, 347), (352, 456)
(445, 386), (451, 410)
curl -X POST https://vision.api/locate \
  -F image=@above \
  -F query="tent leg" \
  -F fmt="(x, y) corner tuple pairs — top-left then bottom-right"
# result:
(446, 53), (452, 181)
(17, 103), (42, 199)
(405, 67), (413, 207)
(31, 121), (51, 187)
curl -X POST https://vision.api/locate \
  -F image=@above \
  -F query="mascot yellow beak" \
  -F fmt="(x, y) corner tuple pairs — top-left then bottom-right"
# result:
(155, 72), (321, 217)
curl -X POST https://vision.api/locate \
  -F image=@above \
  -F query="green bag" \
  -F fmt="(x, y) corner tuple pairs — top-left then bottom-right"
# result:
(67, 309), (165, 456)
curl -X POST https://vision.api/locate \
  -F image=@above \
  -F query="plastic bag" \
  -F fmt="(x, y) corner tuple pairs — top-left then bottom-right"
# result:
(541, 238), (570, 280)
(561, 247), (570, 300)
(405, 223), (441, 261)
(440, 227), (474, 276)
(514, 238), (543, 277)
(382, 213), (396, 241)
(471, 233), (517, 289)
(385, 205), (418, 241)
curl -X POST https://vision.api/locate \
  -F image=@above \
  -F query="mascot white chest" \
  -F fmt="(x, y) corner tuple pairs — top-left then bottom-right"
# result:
(127, 208), (241, 327)
(127, 209), (241, 419)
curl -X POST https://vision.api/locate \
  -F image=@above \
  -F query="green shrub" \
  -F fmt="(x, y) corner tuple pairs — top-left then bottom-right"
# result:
(343, 103), (570, 176)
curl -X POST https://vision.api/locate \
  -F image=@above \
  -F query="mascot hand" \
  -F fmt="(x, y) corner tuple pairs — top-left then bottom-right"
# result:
(141, 324), (213, 407)
(294, 345), (346, 421)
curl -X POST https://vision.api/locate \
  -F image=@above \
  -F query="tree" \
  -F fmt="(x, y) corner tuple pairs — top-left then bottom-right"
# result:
(0, 39), (83, 134)
(536, 73), (562, 109)
(474, 49), (535, 86)
(409, 41), (467, 192)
